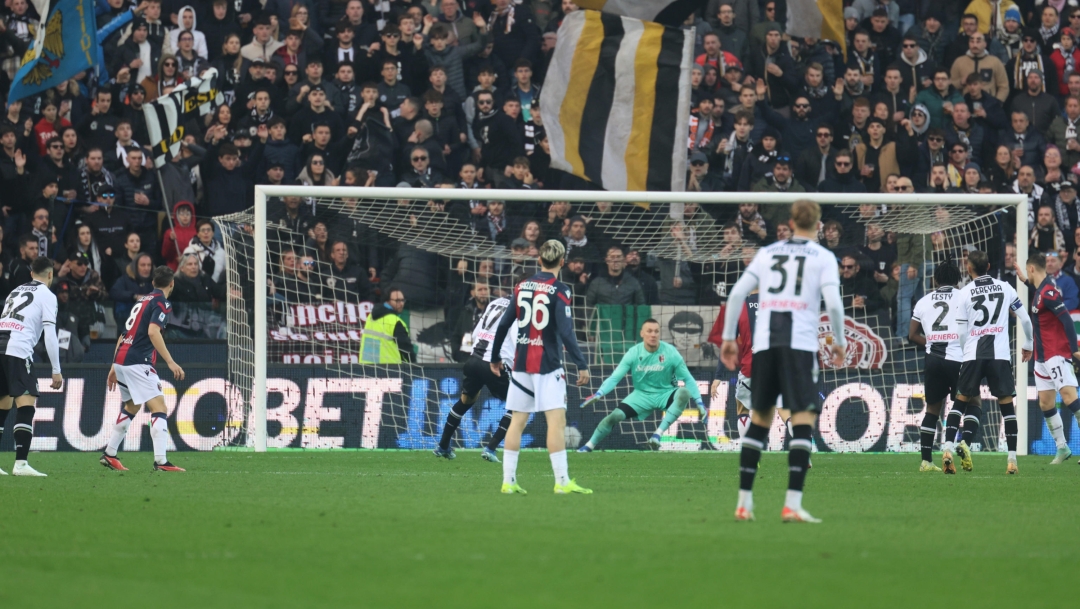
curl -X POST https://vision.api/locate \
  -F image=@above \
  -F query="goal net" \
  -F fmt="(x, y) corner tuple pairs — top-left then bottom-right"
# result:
(212, 188), (1029, 455)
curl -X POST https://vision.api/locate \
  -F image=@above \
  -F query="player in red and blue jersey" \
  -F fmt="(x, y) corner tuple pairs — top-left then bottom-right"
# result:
(490, 240), (591, 495)
(100, 266), (187, 472)
(710, 292), (758, 437)
(1020, 252), (1080, 465)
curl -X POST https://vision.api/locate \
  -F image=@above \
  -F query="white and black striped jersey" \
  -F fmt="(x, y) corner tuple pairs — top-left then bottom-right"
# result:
(912, 286), (964, 362)
(743, 238), (841, 353)
(470, 297), (517, 365)
(956, 275), (1024, 361)
(0, 281), (58, 361)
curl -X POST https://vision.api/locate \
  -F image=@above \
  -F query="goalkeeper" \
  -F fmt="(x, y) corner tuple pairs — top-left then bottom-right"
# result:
(577, 319), (705, 451)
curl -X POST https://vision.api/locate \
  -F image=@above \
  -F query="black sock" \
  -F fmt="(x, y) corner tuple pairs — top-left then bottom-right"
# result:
(1000, 401), (1018, 452)
(920, 412), (940, 462)
(945, 406), (964, 443)
(788, 424), (813, 493)
(1067, 399), (1080, 417)
(0, 407), (10, 446)
(13, 406), (35, 461)
(961, 404), (982, 445)
(487, 412), (512, 450)
(739, 422), (769, 492)
(438, 400), (472, 451)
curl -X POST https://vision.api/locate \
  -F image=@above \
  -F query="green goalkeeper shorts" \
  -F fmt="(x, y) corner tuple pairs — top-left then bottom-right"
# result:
(617, 388), (679, 420)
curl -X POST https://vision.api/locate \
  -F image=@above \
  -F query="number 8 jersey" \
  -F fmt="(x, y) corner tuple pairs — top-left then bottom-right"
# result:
(743, 238), (840, 353)
(955, 275), (1026, 361)
(114, 289), (172, 366)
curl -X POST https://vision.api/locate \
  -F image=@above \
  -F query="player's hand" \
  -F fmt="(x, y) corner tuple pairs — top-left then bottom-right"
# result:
(720, 340), (738, 371)
(489, 361), (502, 377)
(576, 369), (590, 386)
(51, 373), (63, 390)
(1022, 349), (1032, 363)
(580, 392), (601, 409)
(831, 343), (846, 368)
(169, 361), (186, 381)
(107, 366), (117, 391)
(696, 399), (708, 426)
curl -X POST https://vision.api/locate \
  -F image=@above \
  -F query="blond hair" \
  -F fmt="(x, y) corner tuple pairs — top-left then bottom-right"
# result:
(539, 239), (566, 268)
(791, 199), (821, 231)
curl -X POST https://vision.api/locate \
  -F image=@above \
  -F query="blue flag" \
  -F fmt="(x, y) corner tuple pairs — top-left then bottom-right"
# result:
(9, 0), (99, 103)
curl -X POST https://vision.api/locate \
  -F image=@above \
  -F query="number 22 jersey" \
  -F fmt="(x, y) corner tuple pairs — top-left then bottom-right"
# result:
(115, 290), (172, 366)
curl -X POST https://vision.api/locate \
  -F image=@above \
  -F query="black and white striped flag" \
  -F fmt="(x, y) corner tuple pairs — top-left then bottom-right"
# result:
(143, 68), (224, 168)
(543, 10), (692, 192)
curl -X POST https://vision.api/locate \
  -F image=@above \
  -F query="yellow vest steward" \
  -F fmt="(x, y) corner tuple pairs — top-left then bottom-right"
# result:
(360, 312), (407, 363)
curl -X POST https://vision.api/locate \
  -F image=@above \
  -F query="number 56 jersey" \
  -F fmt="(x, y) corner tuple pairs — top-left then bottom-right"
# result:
(115, 289), (171, 366)
(955, 275), (1023, 362)
(743, 238), (840, 353)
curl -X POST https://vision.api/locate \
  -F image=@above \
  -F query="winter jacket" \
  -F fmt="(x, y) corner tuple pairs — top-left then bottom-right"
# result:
(951, 51), (1010, 101)
(899, 47), (937, 96)
(114, 166), (161, 233)
(381, 244), (440, 310)
(423, 33), (489, 100)
(854, 141), (900, 192)
(1008, 91), (1061, 133)
(1048, 114), (1080, 170)
(261, 138), (302, 184)
(201, 141), (264, 216)
(712, 22), (749, 63)
(110, 257), (153, 320)
(162, 201), (198, 270)
(241, 38), (286, 63)
(914, 86), (964, 129)
(585, 273), (645, 308)
(171, 271), (225, 303)
(1049, 46), (1080, 96)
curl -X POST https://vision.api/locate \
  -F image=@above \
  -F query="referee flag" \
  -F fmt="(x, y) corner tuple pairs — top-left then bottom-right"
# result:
(574, 0), (708, 27)
(543, 10), (692, 192)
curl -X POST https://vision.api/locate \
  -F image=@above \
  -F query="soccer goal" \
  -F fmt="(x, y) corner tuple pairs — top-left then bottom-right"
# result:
(212, 187), (1030, 456)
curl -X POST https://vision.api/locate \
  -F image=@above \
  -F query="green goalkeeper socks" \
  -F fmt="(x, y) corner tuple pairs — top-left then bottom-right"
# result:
(586, 409), (627, 449)
(656, 388), (690, 434)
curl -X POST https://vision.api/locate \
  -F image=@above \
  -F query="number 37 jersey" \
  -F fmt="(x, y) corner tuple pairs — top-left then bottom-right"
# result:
(743, 238), (840, 353)
(115, 289), (172, 366)
(955, 276), (1023, 362)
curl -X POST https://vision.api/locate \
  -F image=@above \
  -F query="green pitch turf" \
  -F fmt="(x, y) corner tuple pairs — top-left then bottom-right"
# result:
(1, 451), (1077, 609)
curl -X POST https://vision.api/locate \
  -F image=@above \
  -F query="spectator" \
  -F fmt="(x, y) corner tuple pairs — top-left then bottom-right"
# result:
(182, 219), (227, 283)
(987, 144), (1019, 191)
(818, 149), (867, 193)
(320, 240), (374, 302)
(915, 68), (964, 130)
(623, 248), (659, 305)
(450, 281), (490, 362)
(898, 32), (937, 96)
(1048, 95), (1080, 171)
(738, 127), (780, 190)
(750, 155), (805, 227)
(745, 26), (796, 110)
(839, 254), (886, 315)
(161, 201), (197, 270)
(113, 232), (142, 279)
(79, 183), (130, 266)
(1009, 70), (1061, 133)
(563, 216), (600, 264)
(586, 245), (646, 307)
(1047, 250), (1080, 310)
(687, 151), (725, 192)
(171, 253), (226, 304)
(951, 31), (1008, 101)
(855, 118), (899, 191)
(999, 110), (1047, 168)
(8, 235), (38, 287)
(57, 252), (109, 304)
(908, 10), (951, 68)
(241, 15), (284, 63)
(27, 206), (58, 261)
(794, 124), (836, 189)
(110, 253), (154, 320)
(489, 0), (540, 70)
(860, 222), (897, 287)
(360, 288), (415, 363)
(273, 250), (320, 304)
(77, 148), (114, 205)
(944, 102), (985, 166)
(68, 221), (112, 289)
(1032, 204), (1067, 252)
(202, 137), (264, 216)
(113, 146), (160, 257)
(472, 89), (523, 183)
(712, 3), (749, 62)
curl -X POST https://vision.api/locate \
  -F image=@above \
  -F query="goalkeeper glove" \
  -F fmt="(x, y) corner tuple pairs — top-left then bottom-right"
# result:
(696, 399), (708, 426)
(580, 391), (604, 409)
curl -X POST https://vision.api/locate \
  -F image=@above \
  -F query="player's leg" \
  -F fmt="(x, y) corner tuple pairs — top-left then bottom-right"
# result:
(650, 387), (691, 447)
(10, 393), (45, 477)
(1051, 384), (1079, 464)
(1040, 357), (1076, 464)
(919, 401), (943, 472)
(778, 350), (821, 523)
(435, 391), (476, 459)
(581, 403), (635, 451)
(500, 410), (529, 494)
(482, 364), (515, 462)
(0, 396), (10, 475)
(953, 361), (984, 472)
(734, 373), (752, 437)
(988, 360), (1020, 474)
(547, 406), (591, 494)
(145, 395), (183, 471)
(737, 352), (780, 521)
(919, 357), (948, 472)
(101, 398), (139, 471)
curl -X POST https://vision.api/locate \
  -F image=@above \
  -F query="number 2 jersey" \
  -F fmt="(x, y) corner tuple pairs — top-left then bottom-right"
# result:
(0, 280), (58, 365)
(492, 271), (588, 374)
(911, 286), (964, 361)
(114, 289), (172, 366)
(955, 275), (1029, 361)
(470, 297), (517, 365)
(1031, 276), (1079, 363)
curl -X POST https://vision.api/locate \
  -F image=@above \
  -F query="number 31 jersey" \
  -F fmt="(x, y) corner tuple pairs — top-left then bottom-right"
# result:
(743, 238), (840, 353)
(911, 286), (964, 361)
(0, 281), (58, 361)
(955, 275), (1023, 362)
(115, 289), (172, 366)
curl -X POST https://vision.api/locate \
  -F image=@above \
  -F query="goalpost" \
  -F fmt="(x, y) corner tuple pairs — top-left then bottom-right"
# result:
(213, 187), (1028, 456)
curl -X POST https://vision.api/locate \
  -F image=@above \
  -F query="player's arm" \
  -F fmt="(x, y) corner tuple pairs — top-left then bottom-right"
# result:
(908, 318), (926, 347)
(582, 348), (632, 408)
(555, 288), (590, 385)
(821, 262), (848, 364)
(1011, 296), (1034, 361)
(148, 324), (185, 380)
(720, 269), (758, 369)
(107, 335), (124, 391)
(42, 304), (62, 389)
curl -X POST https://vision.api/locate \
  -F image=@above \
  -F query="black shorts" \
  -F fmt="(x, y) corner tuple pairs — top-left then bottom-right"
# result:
(0, 353), (38, 398)
(750, 347), (819, 414)
(957, 359), (1014, 399)
(460, 356), (510, 401)
(924, 355), (962, 405)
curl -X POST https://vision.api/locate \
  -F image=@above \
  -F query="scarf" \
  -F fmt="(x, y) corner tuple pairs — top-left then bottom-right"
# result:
(723, 138), (750, 178)
(1055, 194), (1076, 233)
(489, 5), (515, 34)
(853, 50), (875, 77)
(806, 83), (829, 99)
(1000, 29), (1022, 58)
(566, 235), (587, 247)
(1040, 23), (1061, 45)
(487, 212), (506, 234)
(735, 211), (767, 236)
(947, 164), (964, 188)
(845, 80), (866, 97)
(1013, 53), (1046, 91)
(1065, 47), (1077, 82)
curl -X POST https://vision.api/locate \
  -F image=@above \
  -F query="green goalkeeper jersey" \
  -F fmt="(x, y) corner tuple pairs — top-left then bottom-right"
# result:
(597, 341), (702, 402)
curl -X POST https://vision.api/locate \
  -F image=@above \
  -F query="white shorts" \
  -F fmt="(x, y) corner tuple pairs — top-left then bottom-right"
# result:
(735, 373), (752, 408)
(507, 369), (567, 413)
(1034, 356), (1077, 392)
(114, 364), (164, 405)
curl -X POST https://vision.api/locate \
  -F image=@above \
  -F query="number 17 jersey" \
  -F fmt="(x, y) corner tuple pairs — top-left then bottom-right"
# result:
(743, 238), (840, 353)
(955, 275), (1023, 362)
(115, 289), (172, 366)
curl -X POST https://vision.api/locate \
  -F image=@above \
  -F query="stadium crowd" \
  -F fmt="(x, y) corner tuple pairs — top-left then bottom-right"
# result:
(0, 0), (1078, 354)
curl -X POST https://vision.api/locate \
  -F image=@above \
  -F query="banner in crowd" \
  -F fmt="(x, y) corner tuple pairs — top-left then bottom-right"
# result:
(12, 365), (1070, 455)
(543, 10), (692, 191)
(573, 0), (710, 27)
(786, 0), (847, 54)
(9, 0), (98, 102)
(143, 68), (224, 167)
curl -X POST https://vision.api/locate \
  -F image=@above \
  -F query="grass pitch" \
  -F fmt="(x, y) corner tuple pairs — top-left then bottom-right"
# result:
(0, 451), (1076, 609)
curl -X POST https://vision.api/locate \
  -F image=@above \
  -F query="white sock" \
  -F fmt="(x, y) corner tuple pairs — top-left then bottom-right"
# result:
(785, 490), (803, 511)
(14, 459), (26, 467)
(584, 440), (595, 449)
(106, 410), (134, 457)
(737, 489), (753, 510)
(502, 449), (519, 484)
(943, 441), (954, 453)
(150, 414), (169, 465)
(549, 450), (569, 485)
(1047, 412), (1067, 448)
(1008, 450), (1017, 461)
